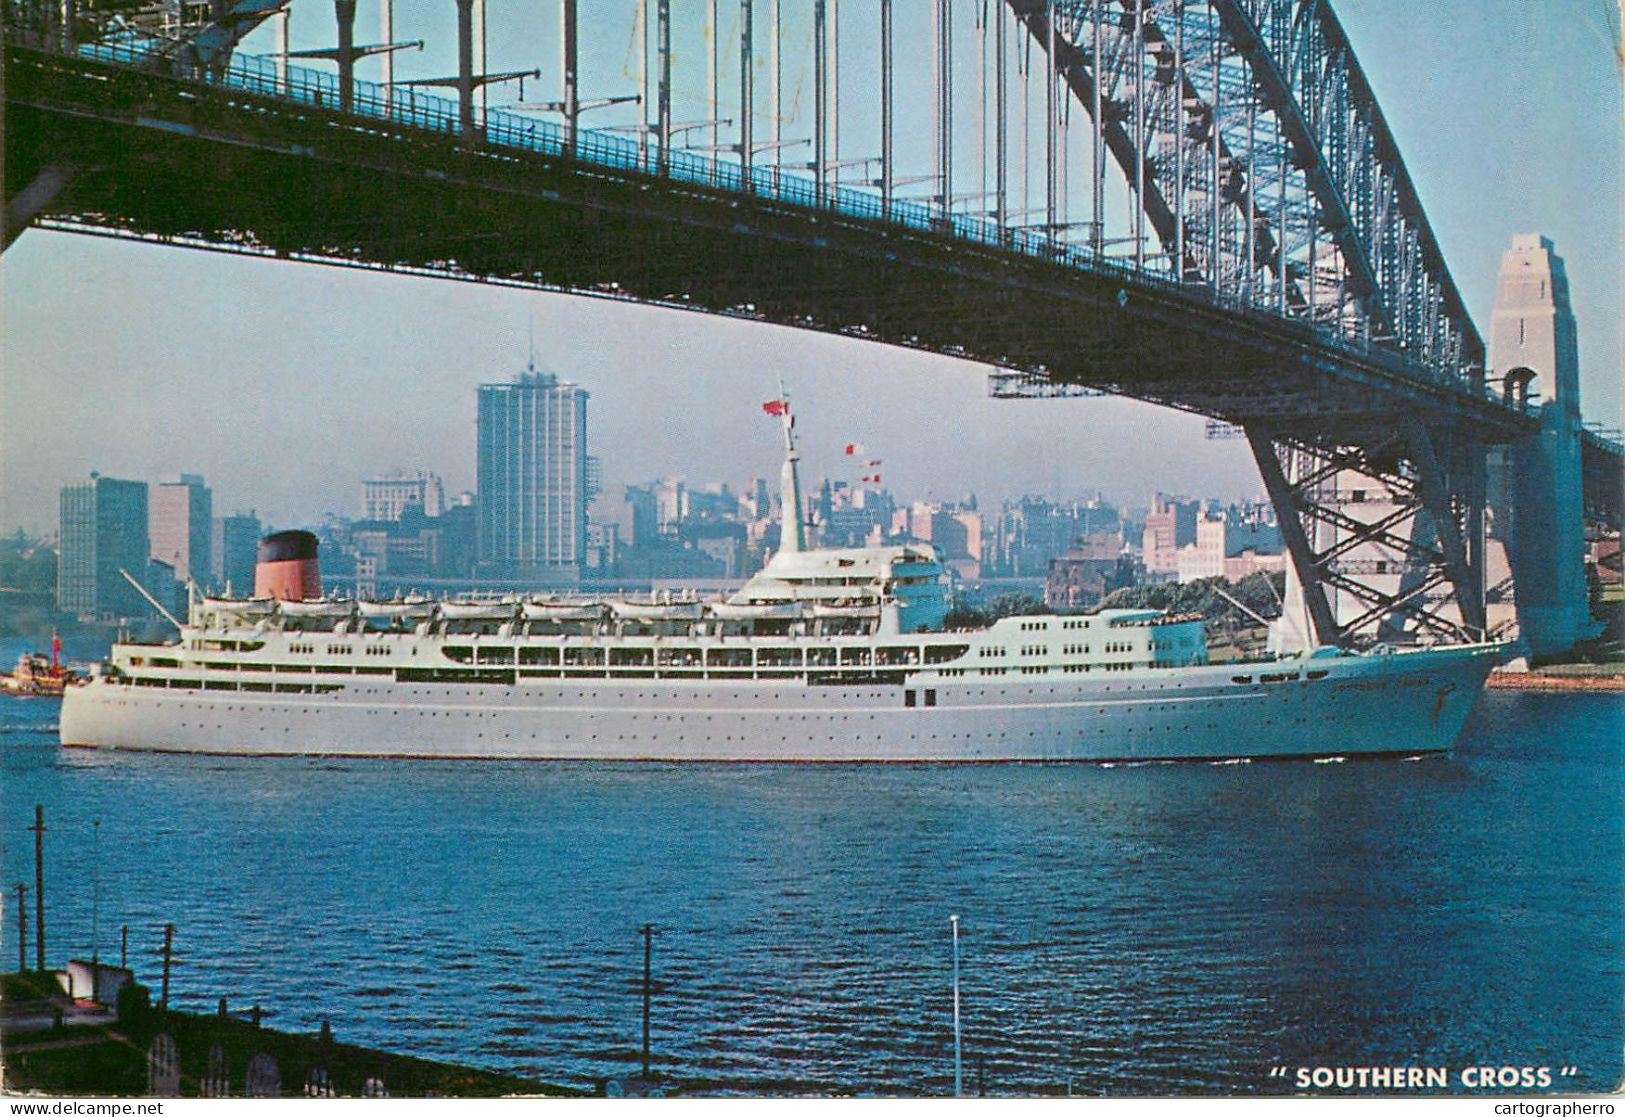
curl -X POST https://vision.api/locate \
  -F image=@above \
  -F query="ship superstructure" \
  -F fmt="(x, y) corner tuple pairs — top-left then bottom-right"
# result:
(61, 400), (1501, 762)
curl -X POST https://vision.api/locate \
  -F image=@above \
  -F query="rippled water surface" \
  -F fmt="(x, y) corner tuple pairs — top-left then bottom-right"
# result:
(1, 653), (1620, 1096)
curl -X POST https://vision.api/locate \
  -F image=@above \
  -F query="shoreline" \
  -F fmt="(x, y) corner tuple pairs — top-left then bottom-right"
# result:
(1, 976), (586, 1099)
(1485, 670), (1625, 692)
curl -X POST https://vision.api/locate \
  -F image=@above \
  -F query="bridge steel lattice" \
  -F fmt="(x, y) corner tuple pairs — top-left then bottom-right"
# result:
(4, 0), (1621, 649)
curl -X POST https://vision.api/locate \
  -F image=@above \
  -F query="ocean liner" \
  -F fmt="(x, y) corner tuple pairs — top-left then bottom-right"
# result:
(60, 403), (1501, 762)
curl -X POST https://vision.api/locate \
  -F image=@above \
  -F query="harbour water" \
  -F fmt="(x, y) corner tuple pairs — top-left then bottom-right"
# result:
(1, 642), (1620, 1096)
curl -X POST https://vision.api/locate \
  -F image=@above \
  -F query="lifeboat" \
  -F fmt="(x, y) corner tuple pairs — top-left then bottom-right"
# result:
(357, 600), (435, 621)
(438, 600), (517, 621)
(276, 599), (355, 619)
(606, 599), (706, 622)
(706, 600), (805, 621)
(200, 597), (275, 618)
(521, 600), (605, 622)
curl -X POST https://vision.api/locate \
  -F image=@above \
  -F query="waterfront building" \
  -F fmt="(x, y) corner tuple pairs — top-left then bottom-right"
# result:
(149, 473), (212, 585)
(1142, 494), (1199, 576)
(476, 369), (591, 583)
(57, 473), (151, 621)
(350, 515), (444, 584)
(585, 521), (621, 573)
(361, 470), (446, 521)
(822, 483), (894, 549)
(1176, 509), (1283, 584)
(1046, 533), (1135, 610)
(893, 500), (983, 580)
(989, 496), (1109, 578)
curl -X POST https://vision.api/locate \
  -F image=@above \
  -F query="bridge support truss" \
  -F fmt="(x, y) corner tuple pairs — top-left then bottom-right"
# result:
(1245, 426), (1487, 649)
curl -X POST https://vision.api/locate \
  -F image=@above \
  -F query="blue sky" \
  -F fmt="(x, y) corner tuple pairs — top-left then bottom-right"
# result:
(2, 1), (1619, 534)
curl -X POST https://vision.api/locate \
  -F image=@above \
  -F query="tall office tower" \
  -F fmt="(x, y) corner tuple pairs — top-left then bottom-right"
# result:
(57, 473), (151, 620)
(149, 473), (213, 583)
(1142, 493), (1199, 575)
(476, 369), (591, 580)
(212, 512), (263, 594)
(361, 470), (446, 521)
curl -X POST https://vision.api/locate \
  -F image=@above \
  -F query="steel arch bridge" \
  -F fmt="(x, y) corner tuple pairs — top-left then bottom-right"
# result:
(5, 0), (1621, 650)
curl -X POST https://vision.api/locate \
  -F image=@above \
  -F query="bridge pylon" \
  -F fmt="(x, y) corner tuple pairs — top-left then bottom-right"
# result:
(1484, 235), (1601, 661)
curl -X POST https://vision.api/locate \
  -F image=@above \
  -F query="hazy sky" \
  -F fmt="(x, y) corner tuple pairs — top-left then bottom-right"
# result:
(2, 1), (1619, 535)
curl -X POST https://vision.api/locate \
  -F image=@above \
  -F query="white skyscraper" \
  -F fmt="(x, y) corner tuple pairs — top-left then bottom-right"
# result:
(476, 368), (590, 581)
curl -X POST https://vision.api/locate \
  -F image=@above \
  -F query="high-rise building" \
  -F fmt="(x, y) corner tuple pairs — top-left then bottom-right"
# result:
(149, 473), (213, 584)
(476, 369), (591, 580)
(212, 512), (262, 594)
(57, 473), (151, 620)
(1142, 494), (1199, 576)
(361, 471), (446, 521)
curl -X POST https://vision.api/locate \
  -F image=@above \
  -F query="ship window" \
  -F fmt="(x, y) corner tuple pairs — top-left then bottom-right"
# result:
(708, 648), (752, 668)
(758, 648), (803, 667)
(657, 648), (702, 668)
(443, 646), (475, 663)
(877, 647), (919, 666)
(807, 647), (837, 667)
(839, 647), (872, 666)
(925, 689), (936, 706)
(923, 644), (969, 664)
(1307, 670), (1329, 680)
(564, 648), (605, 667)
(610, 648), (654, 667)
(477, 646), (515, 664)
(904, 690), (916, 708)
(520, 647), (561, 666)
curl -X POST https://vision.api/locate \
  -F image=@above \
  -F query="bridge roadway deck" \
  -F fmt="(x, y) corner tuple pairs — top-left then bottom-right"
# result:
(4, 41), (1620, 523)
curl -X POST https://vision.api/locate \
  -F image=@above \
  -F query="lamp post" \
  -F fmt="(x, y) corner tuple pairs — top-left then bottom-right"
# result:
(91, 820), (100, 970)
(640, 923), (653, 1079)
(950, 914), (962, 1097)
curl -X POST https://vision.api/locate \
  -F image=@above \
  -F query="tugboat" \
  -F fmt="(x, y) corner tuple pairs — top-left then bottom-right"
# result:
(1, 633), (80, 697)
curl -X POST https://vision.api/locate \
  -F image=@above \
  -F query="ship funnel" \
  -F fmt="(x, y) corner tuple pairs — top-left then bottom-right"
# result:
(254, 530), (321, 601)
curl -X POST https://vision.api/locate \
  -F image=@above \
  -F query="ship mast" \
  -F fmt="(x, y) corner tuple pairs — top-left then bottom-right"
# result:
(777, 383), (806, 555)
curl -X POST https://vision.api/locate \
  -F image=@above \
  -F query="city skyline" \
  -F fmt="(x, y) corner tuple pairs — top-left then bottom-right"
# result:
(1, 2), (1619, 535)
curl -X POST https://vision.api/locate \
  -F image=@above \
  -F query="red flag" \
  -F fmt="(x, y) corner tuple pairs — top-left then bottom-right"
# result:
(762, 399), (788, 416)
(843, 442), (866, 456)
(862, 473), (882, 484)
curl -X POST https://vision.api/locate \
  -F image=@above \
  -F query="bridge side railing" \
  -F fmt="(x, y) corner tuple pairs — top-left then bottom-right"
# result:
(37, 33), (1529, 418)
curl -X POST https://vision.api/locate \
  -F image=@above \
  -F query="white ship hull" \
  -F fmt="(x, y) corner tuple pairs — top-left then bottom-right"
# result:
(61, 643), (1498, 762)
